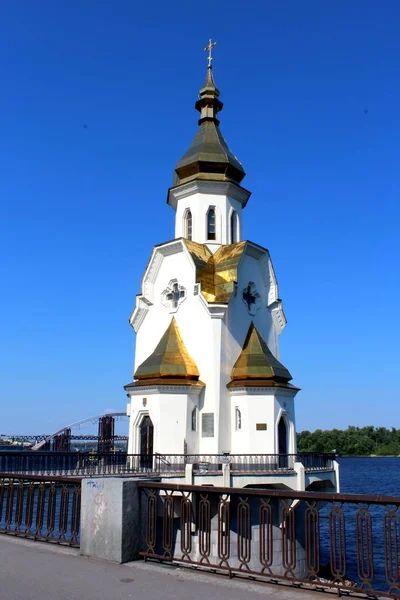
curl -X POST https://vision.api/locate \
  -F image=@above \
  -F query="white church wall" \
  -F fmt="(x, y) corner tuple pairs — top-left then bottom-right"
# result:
(230, 391), (276, 455)
(174, 191), (242, 247)
(127, 388), (196, 456)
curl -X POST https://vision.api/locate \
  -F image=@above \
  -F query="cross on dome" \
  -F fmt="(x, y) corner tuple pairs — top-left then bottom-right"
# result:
(204, 38), (217, 68)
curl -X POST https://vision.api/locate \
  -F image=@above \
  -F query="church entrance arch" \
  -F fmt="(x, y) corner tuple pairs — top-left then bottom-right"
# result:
(278, 415), (288, 468)
(139, 415), (154, 469)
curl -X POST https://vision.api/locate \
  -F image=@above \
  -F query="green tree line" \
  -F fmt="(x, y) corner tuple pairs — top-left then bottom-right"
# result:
(297, 426), (400, 456)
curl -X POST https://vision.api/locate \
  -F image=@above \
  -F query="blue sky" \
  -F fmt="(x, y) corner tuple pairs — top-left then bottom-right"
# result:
(1, 0), (399, 435)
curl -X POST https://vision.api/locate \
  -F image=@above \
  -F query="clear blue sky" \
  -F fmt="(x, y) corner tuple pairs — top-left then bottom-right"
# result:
(1, 0), (399, 435)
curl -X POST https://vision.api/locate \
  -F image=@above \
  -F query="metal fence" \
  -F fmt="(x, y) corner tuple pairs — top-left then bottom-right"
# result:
(138, 481), (400, 599)
(0, 474), (81, 546)
(0, 451), (334, 477)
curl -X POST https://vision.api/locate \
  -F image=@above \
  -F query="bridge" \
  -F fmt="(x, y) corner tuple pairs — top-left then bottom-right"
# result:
(1, 412), (128, 452)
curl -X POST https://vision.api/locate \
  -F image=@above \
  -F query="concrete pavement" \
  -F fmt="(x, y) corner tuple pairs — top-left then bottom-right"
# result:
(0, 536), (331, 600)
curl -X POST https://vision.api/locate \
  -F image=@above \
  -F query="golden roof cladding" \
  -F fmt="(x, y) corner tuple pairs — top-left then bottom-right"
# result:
(229, 322), (292, 385)
(183, 239), (246, 303)
(134, 317), (201, 382)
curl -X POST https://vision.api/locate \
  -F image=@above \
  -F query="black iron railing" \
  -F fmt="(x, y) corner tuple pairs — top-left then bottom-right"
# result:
(138, 482), (400, 599)
(0, 451), (335, 477)
(296, 452), (335, 471)
(0, 474), (81, 546)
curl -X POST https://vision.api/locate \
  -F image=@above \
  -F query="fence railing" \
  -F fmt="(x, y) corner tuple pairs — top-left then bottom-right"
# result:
(138, 481), (400, 599)
(0, 473), (81, 546)
(0, 451), (335, 477)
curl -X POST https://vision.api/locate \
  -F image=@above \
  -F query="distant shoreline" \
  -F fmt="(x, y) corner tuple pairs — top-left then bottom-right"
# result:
(338, 455), (400, 458)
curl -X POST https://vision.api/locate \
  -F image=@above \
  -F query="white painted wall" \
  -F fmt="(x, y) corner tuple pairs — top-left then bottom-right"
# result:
(174, 191), (243, 248)
(229, 388), (298, 456)
(127, 387), (202, 455)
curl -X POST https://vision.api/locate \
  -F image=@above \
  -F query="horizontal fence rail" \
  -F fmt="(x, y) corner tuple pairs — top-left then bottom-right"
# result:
(0, 474), (81, 546)
(0, 452), (335, 477)
(138, 481), (400, 599)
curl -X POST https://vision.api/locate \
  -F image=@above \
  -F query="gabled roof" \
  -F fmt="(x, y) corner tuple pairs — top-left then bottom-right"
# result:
(228, 322), (292, 387)
(133, 317), (202, 383)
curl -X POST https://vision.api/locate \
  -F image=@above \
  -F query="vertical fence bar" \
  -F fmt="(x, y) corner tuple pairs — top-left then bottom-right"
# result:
(5, 479), (15, 531)
(305, 500), (320, 578)
(218, 494), (230, 569)
(14, 480), (24, 532)
(355, 505), (374, 588)
(237, 496), (251, 570)
(329, 503), (347, 583)
(384, 506), (400, 593)
(259, 498), (273, 574)
(24, 481), (34, 536)
(180, 493), (192, 561)
(199, 493), (211, 564)
(281, 498), (297, 577)
(144, 489), (157, 555)
(162, 493), (174, 559)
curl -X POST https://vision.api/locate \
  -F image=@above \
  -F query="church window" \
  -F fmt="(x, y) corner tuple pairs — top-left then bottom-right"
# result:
(185, 210), (192, 240)
(207, 207), (216, 240)
(191, 406), (197, 431)
(162, 279), (186, 312)
(230, 211), (239, 243)
(242, 281), (261, 316)
(235, 408), (242, 431)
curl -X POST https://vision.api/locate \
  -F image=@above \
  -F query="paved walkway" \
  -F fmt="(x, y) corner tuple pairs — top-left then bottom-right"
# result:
(0, 536), (333, 600)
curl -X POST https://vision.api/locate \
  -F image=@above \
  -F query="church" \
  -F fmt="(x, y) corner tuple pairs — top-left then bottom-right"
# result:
(125, 42), (301, 469)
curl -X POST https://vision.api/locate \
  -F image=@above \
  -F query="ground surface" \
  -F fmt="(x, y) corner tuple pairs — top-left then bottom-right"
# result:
(0, 535), (331, 600)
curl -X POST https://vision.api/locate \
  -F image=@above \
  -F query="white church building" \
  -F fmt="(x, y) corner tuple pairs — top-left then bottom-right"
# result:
(125, 52), (339, 492)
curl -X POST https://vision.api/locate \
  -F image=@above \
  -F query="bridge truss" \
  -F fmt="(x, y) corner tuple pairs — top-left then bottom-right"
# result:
(1, 412), (129, 452)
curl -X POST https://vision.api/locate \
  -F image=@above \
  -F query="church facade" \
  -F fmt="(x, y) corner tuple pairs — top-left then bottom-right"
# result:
(125, 58), (301, 465)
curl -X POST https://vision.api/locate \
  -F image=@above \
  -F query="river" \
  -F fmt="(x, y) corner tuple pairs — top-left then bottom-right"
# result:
(338, 455), (400, 495)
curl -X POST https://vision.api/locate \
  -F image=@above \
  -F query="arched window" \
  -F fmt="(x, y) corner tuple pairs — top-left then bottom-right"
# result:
(207, 207), (216, 240)
(230, 211), (239, 243)
(185, 210), (192, 241)
(191, 406), (197, 431)
(235, 407), (242, 431)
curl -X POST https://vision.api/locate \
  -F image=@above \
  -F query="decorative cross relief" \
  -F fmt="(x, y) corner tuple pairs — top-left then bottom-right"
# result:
(242, 281), (261, 316)
(162, 279), (186, 312)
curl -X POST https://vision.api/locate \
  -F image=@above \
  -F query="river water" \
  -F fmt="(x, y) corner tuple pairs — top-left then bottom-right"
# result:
(338, 456), (400, 495)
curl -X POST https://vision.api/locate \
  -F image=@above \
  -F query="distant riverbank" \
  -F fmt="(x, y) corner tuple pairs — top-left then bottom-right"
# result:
(297, 425), (400, 457)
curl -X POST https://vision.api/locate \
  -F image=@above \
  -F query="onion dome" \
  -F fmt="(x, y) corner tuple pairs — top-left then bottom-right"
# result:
(173, 65), (246, 186)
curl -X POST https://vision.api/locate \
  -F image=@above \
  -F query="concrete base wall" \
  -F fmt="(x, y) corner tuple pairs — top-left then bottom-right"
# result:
(80, 477), (143, 563)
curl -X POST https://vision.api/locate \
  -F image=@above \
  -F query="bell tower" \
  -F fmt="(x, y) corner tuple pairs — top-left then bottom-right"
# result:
(167, 40), (251, 252)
